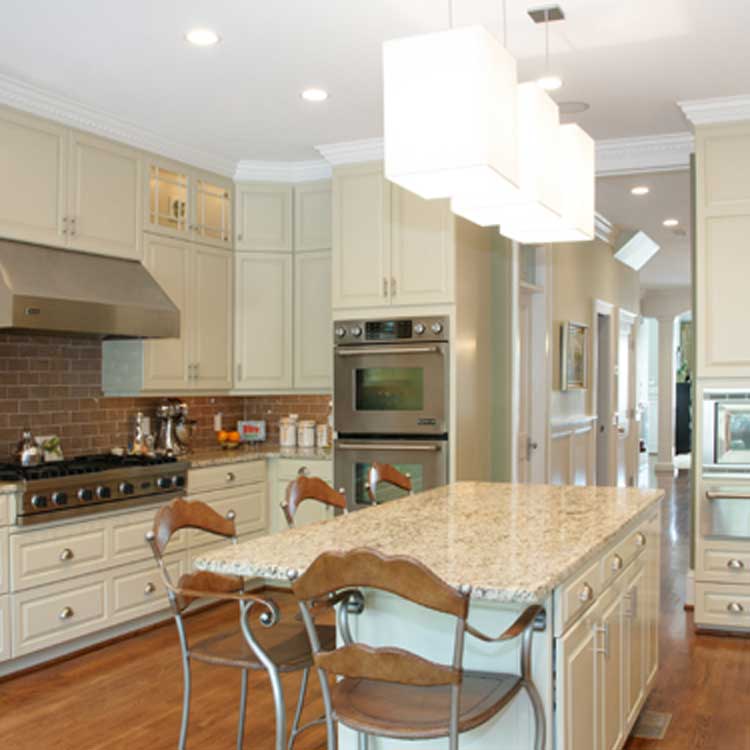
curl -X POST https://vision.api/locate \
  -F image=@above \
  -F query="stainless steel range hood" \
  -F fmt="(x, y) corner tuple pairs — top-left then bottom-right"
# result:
(0, 239), (179, 338)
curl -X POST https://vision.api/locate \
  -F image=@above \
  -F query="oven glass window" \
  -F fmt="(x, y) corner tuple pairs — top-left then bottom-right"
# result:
(355, 368), (424, 411)
(354, 462), (424, 505)
(716, 404), (750, 463)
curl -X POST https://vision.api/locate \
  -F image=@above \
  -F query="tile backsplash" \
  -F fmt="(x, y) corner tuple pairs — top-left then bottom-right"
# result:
(0, 334), (330, 459)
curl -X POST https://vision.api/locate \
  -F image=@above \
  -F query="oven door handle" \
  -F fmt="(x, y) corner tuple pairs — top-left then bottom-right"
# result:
(337, 443), (442, 452)
(336, 346), (441, 356)
(706, 490), (750, 501)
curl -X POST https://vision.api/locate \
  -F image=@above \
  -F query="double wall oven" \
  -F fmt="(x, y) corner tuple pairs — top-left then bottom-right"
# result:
(333, 316), (449, 510)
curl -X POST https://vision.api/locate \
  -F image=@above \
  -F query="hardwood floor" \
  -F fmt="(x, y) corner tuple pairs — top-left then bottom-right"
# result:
(1, 472), (749, 749)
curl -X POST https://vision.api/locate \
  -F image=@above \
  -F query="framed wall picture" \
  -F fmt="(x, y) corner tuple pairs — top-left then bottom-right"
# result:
(561, 321), (588, 390)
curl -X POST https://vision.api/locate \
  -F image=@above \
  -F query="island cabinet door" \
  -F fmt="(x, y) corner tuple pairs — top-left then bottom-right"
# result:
(556, 608), (598, 750)
(597, 591), (624, 750)
(623, 565), (647, 728)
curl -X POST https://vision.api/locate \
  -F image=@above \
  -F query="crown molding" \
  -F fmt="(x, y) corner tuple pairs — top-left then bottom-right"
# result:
(234, 159), (331, 183)
(594, 212), (616, 245)
(678, 94), (750, 126)
(0, 72), (236, 177)
(316, 137), (384, 165)
(595, 132), (693, 176)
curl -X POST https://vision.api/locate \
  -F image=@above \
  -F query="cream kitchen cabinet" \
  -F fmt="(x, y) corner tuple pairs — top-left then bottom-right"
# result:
(295, 181), (332, 251)
(0, 106), (141, 260)
(332, 162), (455, 310)
(235, 183), (293, 252)
(145, 157), (233, 250)
(0, 595), (9, 663)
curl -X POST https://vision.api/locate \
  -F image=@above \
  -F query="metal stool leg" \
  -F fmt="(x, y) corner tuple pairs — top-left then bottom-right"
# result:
(237, 668), (249, 750)
(175, 617), (191, 750)
(525, 680), (546, 750)
(357, 732), (368, 750)
(287, 667), (309, 749)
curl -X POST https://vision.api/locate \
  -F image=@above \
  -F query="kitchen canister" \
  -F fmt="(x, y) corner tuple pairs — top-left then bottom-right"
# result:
(297, 420), (316, 448)
(316, 423), (330, 448)
(279, 415), (298, 448)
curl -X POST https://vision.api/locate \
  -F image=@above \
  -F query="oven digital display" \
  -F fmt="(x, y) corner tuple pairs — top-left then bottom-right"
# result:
(365, 320), (412, 340)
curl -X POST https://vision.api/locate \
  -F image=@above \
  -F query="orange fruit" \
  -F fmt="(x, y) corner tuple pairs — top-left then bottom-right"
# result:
(217, 430), (228, 443)
(228, 431), (241, 443)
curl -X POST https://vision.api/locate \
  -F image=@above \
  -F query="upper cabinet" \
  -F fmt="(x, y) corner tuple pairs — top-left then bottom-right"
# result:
(0, 106), (141, 260)
(145, 157), (232, 250)
(332, 162), (455, 310)
(295, 181), (332, 251)
(235, 183), (292, 251)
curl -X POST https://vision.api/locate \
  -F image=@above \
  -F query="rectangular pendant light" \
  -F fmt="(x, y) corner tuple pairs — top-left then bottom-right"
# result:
(451, 82), (562, 226)
(383, 25), (519, 201)
(500, 123), (595, 243)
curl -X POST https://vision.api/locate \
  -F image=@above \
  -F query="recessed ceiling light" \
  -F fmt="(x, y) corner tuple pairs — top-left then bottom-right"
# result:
(301, 88), (329, 102)
(536, 74), (563, 91)
(185, 28), (221, 47)
(630, 186), (650, 196)
(663, 218), (679, 227)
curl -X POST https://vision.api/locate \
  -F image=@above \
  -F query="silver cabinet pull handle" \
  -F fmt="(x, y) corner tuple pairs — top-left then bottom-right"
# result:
(226, 509), (236, 521)
(59, 548), (74, 562)
(59, 606), (74, 621)
(297, 466), (310, 477)
(635, 532), (646, 548)
(578, 583), (594, 603)
(336, 345), (440, 357)
(226, 472), (236, 482)
(236, 363), (243, 381)
(391, 276), (397, 296)
(383, 277), (388, 297)
(611, 553), (623, 572)
(337, 442), (441, 452)
(706, 490), (750, 501)
(69, 217), (77, 237)
(144, 582), (156, 595)
(237, 233), (243, 242)
(727, 601), (744, 614)
(727, 559), (745, 570)
(593, 623), (609, 657)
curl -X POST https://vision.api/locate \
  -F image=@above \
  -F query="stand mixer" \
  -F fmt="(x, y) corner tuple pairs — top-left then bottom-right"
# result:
(155, 400), (196, 455)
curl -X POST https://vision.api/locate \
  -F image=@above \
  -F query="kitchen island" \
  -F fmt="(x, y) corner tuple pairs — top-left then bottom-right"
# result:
(196, 481), (664, 750)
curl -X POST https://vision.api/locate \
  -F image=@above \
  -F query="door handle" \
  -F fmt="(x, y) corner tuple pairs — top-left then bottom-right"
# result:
(337, 443), (442, 452)
(336, 346), (440, 357)
(706, 491), (750, 501)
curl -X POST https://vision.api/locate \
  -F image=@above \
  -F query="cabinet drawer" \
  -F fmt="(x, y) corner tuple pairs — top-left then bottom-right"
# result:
(0, 595), (9, 662)
(188, 461), (266, 495)
(110, 554), (184, 623)
(557, 558), (603, 635)
(0, 528), (7, 595)
(189, 484), (267, 549)
(277, 458), (333, 482)
(0, 495), (10, 527)
(110, 507), (186, 565)
(695, 582), (750, 629)
(697, 539), (750, 584)
(602, 523), (649, 585)
(11, 521), (108, 591)
(12, 573), (108, 656)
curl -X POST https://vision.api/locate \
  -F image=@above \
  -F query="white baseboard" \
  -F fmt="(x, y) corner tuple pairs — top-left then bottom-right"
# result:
(654, 462), (678, 476)
(685, 568), (695, 607)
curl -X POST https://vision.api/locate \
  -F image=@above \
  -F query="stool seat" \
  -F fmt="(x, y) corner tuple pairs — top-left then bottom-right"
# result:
(330, 670), (523, 739)
(191, 622), (337, 671)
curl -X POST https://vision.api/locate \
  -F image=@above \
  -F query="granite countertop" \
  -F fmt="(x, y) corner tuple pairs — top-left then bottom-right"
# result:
(194, 481), (663, 604)
(187, 444), (332, 468)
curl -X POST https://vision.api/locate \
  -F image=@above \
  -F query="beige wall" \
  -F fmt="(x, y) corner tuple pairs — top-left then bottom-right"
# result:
(549, 238), (640, 419)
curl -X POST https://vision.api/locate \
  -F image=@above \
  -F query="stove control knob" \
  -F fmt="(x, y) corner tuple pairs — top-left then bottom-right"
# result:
(78, 488), (93, 502)
(96, 486), (111, 500)
(51, 491), (68, 507)
(172, 475), (186, 489)
(31, 495), (48, 509)
(335, 326), (347, 338)
(157, 477), (172, 490)
(430, 322), (443, 335)
(351, 325), (363, 337)
(414, 323), (426, 335)
(119, 482), (135, 496)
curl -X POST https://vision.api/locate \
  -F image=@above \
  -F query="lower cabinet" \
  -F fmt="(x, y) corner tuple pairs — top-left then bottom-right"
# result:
(0, 596), (9, 662)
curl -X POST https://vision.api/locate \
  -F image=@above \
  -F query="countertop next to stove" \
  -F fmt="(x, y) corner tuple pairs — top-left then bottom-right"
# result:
(186, 444), (332, 469)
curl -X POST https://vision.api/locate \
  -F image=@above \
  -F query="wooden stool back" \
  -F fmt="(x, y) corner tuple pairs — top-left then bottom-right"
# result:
(367, 462), (412, 504)
(282, 476), (347, 528)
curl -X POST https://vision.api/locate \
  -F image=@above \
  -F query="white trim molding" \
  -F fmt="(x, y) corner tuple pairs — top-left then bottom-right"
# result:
(679, 94), (750, 126)
(595, 213), (616, 245)
(316, 137), (384, 165)
(595, 132), (693, 176)
(0, 72), (236, 177)
(234, 159), (331, 183)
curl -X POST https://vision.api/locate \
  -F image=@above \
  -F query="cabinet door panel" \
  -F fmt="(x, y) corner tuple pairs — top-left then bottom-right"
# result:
(192, 245), (233, 389)
(623, 566), (647, 727)
(295, 181), (332, 251)
(332, 164), (391, 309)
(235, 253), (293, 389)
(600, 594), (624, 750)
(143, 236), (190, 389)
(236, 184), (292, 251)
(0, 107), (67, 246)
(192, 171), (233, 249)
(0, 595), (9, 663)
(391, 187), (454, 304)
(145, 158), (192, 240)
(68, 132), (141, 259)
(294, 250), (332, 389)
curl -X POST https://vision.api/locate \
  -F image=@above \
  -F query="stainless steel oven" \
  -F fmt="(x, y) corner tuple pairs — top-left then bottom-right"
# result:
(702, 389), (750, 470)
(334, 438), (448, 510)
(333, 316), (449, 436)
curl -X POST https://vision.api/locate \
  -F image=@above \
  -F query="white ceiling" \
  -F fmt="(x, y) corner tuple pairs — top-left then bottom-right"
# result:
(596, 171), (691, 290)
(1, 0), (750, 163)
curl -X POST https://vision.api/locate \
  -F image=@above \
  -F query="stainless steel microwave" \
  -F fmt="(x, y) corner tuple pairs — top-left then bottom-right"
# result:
(702, 390), (750, 470)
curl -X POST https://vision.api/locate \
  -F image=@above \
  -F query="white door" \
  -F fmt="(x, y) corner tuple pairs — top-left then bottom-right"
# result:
(191, 245), (233, 390)
(332, 163), (391, 309)
(235, 184), (292, 252)
(67, 131), (141, 260)
(390, 186), (454, 305)
(142, 235), (191, 390)
(616, 311), (638, 487)
(294, 250), (332, 390)
(0, 107), (67, 247)
(596, 311), (614, 486)
(235, 252), (293, 389)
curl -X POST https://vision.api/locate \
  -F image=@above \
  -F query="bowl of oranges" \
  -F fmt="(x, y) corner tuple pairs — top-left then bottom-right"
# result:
(216, 429), (242, 449)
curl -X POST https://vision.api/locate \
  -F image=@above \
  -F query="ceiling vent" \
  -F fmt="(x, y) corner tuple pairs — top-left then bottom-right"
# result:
(614, 230), (660, 271)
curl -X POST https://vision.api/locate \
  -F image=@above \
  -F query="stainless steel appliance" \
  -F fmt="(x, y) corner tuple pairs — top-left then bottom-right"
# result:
(155, 400), (195, 455)
(0, 238), (179, 338)
(0, 453), (188, 526)
(702, 389), (750, 471)
(333, 316), (449, 509)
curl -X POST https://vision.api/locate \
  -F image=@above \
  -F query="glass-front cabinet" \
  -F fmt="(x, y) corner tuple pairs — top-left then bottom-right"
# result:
(145, 157), (232, 249)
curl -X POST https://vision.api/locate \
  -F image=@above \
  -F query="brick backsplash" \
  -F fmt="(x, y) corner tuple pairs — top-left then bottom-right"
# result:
(0, 333), (330, 460)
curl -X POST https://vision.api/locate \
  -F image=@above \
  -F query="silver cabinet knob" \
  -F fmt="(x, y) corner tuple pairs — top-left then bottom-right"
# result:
(297, 466), (310, 477)
(727, 559), (745, 570)
(727, 601), (745, 614)
(59, 548), (74, 562)
(144, 582), (156, 595)
(635, 532), (646, 548)
(226, 472), (236, 482)
(59, 606), (74, 621)
(578, 583), (594, 603)
(226, 509), (236, 521)
(611, 553), (623, 572)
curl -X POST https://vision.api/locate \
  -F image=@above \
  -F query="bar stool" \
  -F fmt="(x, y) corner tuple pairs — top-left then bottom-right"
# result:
(146, 497), (336, 750)
(281, 475), (347, 528)
(366, 462), (412, 504)
(290, 547), (546, 750)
